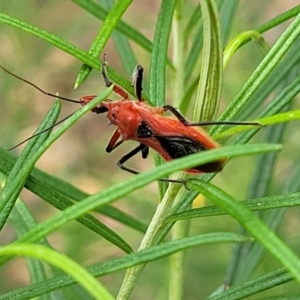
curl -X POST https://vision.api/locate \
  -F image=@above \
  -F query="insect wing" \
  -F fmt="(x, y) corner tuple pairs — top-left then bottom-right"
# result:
(135, 111), (224, 173)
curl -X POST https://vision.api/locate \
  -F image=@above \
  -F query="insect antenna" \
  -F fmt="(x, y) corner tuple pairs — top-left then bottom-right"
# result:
(193, 120), (264, 126)
(6, 111), (78, 151)
(0, 65), (82, 104)
(163, 105), (264, 127)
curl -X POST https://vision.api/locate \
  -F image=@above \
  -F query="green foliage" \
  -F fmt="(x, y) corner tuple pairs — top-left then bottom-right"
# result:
(0, 1), (300, 299)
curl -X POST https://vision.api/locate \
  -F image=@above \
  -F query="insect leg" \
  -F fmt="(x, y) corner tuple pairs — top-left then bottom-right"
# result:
(117, 144), (149, 174)
(141, 145), (149, 159)
(118, 144), (186, 185)
(163, 105), (190, 125)
(131, 65), (143, 101)
(101, 56), (129, 99)
(163, 105), (262, 126)
(106, 129), (123, 153)
(106, 129), (148, 162)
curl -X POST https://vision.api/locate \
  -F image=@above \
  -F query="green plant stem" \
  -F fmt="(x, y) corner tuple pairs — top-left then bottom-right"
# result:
(117, 179), (184, 300)
(169, 198), (186, 300)
(168, 2), (186, 299)
(168, 229), (185, 299)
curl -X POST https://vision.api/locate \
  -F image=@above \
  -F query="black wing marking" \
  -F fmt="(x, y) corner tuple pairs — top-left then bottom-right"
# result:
(156, 136), (206, 158)
(137, 121), (154, 138)
(156, 136), (223, 173)
(136, 121), (223, 173)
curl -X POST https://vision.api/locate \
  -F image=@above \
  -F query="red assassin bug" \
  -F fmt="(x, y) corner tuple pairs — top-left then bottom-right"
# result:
(0, 59), (261, 184)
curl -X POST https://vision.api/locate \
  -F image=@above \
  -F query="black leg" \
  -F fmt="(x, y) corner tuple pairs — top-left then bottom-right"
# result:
(163, 105), (189, 125)
(106, 140), (124, 153)
(141, 145), (149, 159)
(106, 139), (147, 161)
(163, 105), (262, 126)
(101, 55), (129, 99)
(131, 65), (143, 100)
(117, 144), (150, 175)
(117, 144), (186, 185)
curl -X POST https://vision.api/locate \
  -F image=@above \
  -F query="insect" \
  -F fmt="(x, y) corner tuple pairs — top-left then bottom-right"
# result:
(0, 58), (261, 184)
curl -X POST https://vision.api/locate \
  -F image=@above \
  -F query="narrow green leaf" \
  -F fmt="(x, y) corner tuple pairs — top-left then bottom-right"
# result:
(10, 87), (113, 189)
(254, 5), (300, 42)
(161, 75), (300, 248)
(0, 13), (100, 69)
(0, 101), (61, 230)
(210, 11), (300, 136)
(0, 88), (132, 253)
(0, 148), (147, 234)
(0, 86), (113, 213)
(208, 268), (291, 300)
(229, 74), (300, 147)
(1, 89), (140, 255)
(236, 43), (300, 121)
(75, 0), (133, 87)
(215, 109), (300, 140)
(0, 143), (281, 261)
(0, 244), (114, 300)
(150, 0), (176, 107)
(102, 0), (138, 76)
(0, 149), (132, 254)
(228, 98), (294, 286)
(220, 5), (300, 59)
(72, 0), (153, 53)
(184, 24), (203, 83)
(219, 0), (239, 46)
(223, 30), (270, 69)
(184, 4), (201, 45)
(179, 76), (199, 114)
(194, 0), (222, 121)
(8, 197), (76, 300)
(167, 192), (300, 221)
(9, 199), (50, 297)
(0, 233), (249, 300)
(188, 180), (300, 285)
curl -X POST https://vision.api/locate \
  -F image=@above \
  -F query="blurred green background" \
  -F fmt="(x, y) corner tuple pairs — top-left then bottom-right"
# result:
(0, 1), (300, 299)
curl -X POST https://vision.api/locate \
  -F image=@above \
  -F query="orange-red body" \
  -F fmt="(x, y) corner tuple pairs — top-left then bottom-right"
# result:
(0, 61), (261, 180)
(81, 97), (224, 174)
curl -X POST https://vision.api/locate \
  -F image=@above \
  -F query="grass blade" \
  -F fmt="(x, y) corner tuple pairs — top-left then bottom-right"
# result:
(0, 244), (114, 300)
(0, 101), (61, 230)
(0, 232), (249, 300)
(0, 13), (100, 69)
(194, 0), (222, 121)
(75, 0), (133, 87)
(189, 180), (300, 285)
